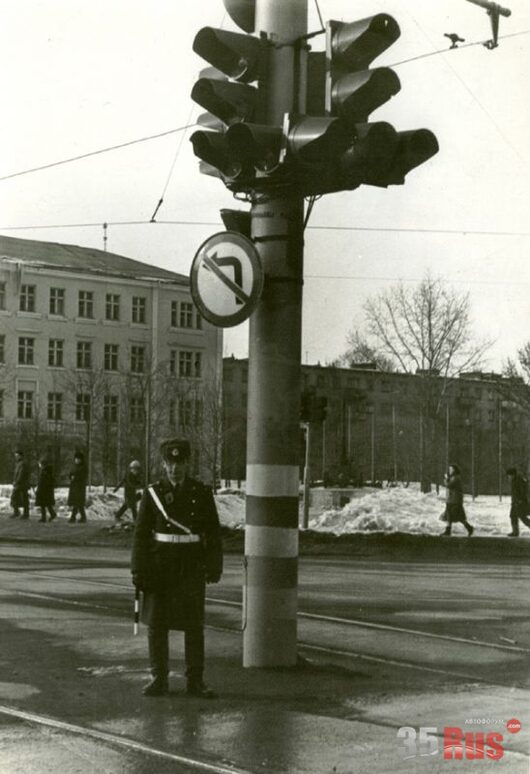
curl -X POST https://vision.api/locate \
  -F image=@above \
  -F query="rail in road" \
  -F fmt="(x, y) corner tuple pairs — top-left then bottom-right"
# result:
(2, 553), (529, 689)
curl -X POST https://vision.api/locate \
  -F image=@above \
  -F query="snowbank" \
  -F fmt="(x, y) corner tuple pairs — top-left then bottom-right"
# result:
(0, 484), (517, 537)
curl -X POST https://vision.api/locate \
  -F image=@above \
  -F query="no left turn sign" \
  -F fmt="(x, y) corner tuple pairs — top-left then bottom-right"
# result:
(190, 231), (264, 327)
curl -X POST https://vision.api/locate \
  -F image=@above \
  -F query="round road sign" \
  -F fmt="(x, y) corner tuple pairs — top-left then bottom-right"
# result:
(190, 231), (263, 328)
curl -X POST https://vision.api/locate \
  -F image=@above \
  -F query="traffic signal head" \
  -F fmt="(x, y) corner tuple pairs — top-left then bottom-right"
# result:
(193, 27), (263, 83)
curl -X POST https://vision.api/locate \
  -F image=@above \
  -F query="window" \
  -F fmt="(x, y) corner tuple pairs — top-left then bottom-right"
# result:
(20, 284), (36, 312)
(103, 394), (119, 423)
(130, 397), (144, 423)
(78, 290), (94, 319)
(105, 293), (120, 321)
(18, 337), (35, 365)
(180, 302), (193, 328)
(170, 301), (178, 328)
(132, 296), (146, 324)
(76, 394), (91, 422)
(104, 343), (119, 371)
(195, 398), (203, 428)
(49, 287), (65, 316)
(48, 339), (64, 367)
(0, 281), (6, 310)
(195, 311), (202, 330)
(0, 334), (4, 364)
(76, 341), (92, 369)
(47, 392), (63, 421)
(179, 398), (193, 428)
(179, 351), (193, 377)
(130, 345), (145, 374)
(178, 350), (202, 378)
(17, 390), (33, 419)
(488, 409), (495, 422)
(169, 349), (177, 375)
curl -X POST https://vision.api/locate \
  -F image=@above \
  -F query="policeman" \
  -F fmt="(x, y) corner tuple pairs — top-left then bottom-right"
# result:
(131, 438), (223, 697)
(10, 449), (31, 520)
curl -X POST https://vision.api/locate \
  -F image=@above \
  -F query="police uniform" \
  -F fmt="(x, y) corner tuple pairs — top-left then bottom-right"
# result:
(131, 439), (223, 697)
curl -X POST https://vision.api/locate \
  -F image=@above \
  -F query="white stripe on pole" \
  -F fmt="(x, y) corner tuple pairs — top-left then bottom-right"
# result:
(245, 525), (298, 557)
(246, 464), (299, 497)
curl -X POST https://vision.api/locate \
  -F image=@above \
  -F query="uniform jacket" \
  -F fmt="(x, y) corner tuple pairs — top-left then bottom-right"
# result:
(35, 463), (55, 507)
(67, 462), (88, 507)
(116, 469), (143, 505)
(131, 475), (223, 631)
(13, 459), (31, 492)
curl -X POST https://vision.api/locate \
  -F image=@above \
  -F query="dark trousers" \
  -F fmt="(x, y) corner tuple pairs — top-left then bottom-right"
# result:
(148, 626), (204, 684)
(510, 506), (530, 536)
(39, 505), (57, 522)
(70, 507), (87, 522)
(13, 490), (30, 518)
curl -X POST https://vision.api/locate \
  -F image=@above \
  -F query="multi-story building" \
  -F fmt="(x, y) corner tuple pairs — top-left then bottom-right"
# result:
(0, 235), (222, 484)
(223, 357), (529, 495)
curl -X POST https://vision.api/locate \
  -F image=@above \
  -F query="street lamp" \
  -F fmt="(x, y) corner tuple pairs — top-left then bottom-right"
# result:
(367, 405), (375, 482)
(465, 417), (475, 500)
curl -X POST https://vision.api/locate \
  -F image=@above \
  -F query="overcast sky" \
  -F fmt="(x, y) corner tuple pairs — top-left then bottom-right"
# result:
(1, 0), (529, 370)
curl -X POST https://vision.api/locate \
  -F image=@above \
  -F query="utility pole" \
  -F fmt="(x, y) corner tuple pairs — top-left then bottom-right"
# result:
(190, 0), (438, 668)
(302, 421), (311, 530)
(243, 0), (306, 667)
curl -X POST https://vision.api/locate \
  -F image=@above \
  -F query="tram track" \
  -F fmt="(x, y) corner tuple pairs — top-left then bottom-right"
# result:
(3, 565), (529, 689)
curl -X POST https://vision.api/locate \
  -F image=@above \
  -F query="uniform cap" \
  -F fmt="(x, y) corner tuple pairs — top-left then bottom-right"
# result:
(129, 460), (141, 469)
(160, 438), (190, 462)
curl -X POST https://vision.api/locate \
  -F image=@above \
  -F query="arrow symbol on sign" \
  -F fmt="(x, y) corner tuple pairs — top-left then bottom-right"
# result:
(203, 252), (249, 306)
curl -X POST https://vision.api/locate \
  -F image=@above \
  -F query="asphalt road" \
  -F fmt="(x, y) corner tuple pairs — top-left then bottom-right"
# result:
(0, 543), (529, 772)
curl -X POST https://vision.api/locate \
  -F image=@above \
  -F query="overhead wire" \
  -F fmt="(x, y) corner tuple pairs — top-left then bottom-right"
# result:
(0, 219), (528, 238)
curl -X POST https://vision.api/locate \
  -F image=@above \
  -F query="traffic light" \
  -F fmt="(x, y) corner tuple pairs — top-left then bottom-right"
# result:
(190, 10), (438, 197)
(300, 389), (315, 423)
(313, 396), (328, 422)
(190, 24), (282, 193)
(294, 14), (438, 195)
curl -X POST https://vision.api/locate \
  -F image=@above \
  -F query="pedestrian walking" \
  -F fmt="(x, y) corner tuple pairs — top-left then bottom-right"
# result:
(114, 460), (143, 522)
(68, 451), (88, 523)
(441, 464), (474, 536)
(35, 457), (57, 523)
(131, 438), (223, 698)
(10, 449), (31, 520)
(505, 467), (530, 537)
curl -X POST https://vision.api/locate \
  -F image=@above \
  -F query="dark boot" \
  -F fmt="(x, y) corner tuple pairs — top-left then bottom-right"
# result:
(185, 627), (215, 697)
(48, 508), (57, 522)
(441, 526), (451, 536)
(144, 627), (169, 696)
(38, 508), (46, 523)
(465, 522), (474, 536)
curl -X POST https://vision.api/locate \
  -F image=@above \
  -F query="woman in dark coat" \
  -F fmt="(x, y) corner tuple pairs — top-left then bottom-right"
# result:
(35, 457), (57, 523)
(442, 464), (474, 536)
(68, 452), (88, 523)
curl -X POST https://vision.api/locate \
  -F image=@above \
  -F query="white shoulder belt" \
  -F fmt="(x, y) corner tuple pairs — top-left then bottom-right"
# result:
(148, 485), (192, 535)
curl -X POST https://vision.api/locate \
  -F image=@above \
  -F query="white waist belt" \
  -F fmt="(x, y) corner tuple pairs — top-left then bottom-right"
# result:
(154, 532), (200, 544)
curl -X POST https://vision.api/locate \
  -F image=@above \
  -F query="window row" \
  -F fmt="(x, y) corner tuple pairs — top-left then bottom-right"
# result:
(4, 336), (202, 377)
(8, 391), (203, 427)
(0, 281), (202, 329)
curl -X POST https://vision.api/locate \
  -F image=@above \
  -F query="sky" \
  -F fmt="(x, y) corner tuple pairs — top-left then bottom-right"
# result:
(1, 0), (529, 370)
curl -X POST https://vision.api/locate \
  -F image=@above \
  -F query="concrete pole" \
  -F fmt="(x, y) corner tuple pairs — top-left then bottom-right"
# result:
(244, 0), (307, 667)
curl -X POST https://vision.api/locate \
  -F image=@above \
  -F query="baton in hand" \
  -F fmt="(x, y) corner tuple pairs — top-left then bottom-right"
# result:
(133, 587), (140, 636)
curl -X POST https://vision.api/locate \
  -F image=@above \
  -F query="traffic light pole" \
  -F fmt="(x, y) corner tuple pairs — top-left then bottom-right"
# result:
(244, 0), (307, 667)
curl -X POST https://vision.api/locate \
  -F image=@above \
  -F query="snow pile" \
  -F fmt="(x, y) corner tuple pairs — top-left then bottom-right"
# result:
(0, 483), (518, 537)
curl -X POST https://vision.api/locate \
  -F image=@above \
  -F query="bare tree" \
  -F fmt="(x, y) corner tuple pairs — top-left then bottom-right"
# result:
(357, 275), (492, 491)
(503, 344), (530, 413)
(364, 275), (491, 378)
(334, 330), (395, 372)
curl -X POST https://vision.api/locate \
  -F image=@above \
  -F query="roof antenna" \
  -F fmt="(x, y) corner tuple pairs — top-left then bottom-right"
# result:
(465, 0), (512, 49)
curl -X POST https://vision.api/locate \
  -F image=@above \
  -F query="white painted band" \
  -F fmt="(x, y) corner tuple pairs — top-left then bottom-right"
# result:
(245, 525), (298, 558)
(246, 464), (299, 497)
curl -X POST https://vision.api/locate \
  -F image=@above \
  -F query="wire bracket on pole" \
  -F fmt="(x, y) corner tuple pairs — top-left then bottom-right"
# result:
(465, 0), (512, 49)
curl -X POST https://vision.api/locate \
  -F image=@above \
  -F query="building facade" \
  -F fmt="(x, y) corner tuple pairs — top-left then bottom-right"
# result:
(223, 357), (530, 496)
(0, 235), (222, 485)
